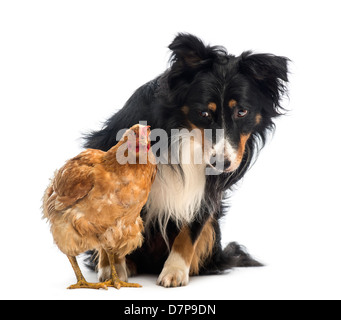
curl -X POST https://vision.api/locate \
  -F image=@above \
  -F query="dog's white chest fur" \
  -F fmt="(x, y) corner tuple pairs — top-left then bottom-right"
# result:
(146, 132), (206, 239)
(145, 128), (208, 239)
(145, 162), (206, 236)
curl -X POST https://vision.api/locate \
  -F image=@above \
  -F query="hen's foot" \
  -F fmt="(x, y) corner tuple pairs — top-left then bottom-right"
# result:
(103, 251), (142, 289)
(103, 278), (142, 290)
(67, 279), (108, 290)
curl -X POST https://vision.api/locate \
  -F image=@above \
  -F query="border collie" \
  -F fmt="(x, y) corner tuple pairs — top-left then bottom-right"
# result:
(84, 33), (289, 287)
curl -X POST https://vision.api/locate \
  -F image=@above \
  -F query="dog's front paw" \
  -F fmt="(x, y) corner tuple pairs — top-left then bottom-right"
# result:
(157, 266), (189, 287)
(157, 253), (190, 287)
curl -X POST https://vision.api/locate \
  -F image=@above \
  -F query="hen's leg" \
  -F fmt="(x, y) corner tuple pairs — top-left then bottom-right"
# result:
(98, 249), (128, 282)
(103, 252), (142, 289)
(114, 254), (129, 282)
(67, 255), (108, 290)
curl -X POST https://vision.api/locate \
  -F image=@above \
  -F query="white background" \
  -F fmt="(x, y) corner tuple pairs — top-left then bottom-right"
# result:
(1, 0), (340, 300)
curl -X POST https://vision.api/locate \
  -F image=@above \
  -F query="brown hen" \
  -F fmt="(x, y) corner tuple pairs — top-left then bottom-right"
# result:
(42, 124), (156, 289)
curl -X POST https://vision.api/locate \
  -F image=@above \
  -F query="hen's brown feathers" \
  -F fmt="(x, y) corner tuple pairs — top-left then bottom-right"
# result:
(52, 149), (106, 210)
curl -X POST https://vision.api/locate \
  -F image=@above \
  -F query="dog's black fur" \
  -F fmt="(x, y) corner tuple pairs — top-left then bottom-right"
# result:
(84, 33), (289, 277)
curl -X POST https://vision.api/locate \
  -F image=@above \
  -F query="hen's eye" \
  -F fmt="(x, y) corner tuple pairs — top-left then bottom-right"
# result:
(235, 109), (248, 118)
(199, 111), (210, 118)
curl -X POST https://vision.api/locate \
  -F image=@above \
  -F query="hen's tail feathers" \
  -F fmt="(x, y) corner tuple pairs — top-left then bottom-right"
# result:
(200, 242), (263, 275)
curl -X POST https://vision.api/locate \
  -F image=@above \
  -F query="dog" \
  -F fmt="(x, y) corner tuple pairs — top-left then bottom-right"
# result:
(84, 33), (289, 287)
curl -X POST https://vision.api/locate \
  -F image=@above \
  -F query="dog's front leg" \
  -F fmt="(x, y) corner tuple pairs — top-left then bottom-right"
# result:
(157, 217), (215, 287)
(157, 225), (195, 287)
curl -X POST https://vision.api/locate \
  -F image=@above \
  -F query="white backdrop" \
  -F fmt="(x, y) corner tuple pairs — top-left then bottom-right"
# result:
(1, 0), (340, 300)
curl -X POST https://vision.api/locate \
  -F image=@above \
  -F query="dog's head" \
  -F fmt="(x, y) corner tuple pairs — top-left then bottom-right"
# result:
(166, 33), (289, 173)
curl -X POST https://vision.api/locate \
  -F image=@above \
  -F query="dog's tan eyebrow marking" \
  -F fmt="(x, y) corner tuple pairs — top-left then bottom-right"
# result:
(255, 113), (262, 125)
(208, 102), (217, 112)
(228, 99), (237, 109)
(181, 105), (190, 115)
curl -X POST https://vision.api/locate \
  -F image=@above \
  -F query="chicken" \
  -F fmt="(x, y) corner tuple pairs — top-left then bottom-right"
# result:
(42, 124), (156, 290)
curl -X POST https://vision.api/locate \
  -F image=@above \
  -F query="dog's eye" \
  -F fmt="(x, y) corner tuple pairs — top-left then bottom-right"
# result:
(199, 111), (210, 118)
(235, 109), (248, 118)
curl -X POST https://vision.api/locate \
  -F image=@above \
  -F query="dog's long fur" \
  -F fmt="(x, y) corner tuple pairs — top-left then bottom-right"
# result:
(84, 33), (289, 287)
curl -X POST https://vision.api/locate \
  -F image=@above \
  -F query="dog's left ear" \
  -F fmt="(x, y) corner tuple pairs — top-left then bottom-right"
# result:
(239, 52), (289, 107)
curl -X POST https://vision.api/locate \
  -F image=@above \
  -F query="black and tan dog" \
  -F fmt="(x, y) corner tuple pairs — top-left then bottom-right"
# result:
(84, 33), (289, 287)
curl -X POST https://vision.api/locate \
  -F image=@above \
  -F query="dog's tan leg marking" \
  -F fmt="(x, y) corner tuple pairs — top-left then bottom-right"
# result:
(157, 219), (215, 287)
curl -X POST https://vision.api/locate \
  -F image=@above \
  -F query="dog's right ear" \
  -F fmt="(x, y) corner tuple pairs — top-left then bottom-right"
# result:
(167, 33), (219, 91)
(169, 33), (214, 68)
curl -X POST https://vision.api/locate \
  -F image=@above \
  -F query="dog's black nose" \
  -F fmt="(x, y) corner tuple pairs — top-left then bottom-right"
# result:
(208, 156), (231, 173)
(223, 159), (231, 170)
